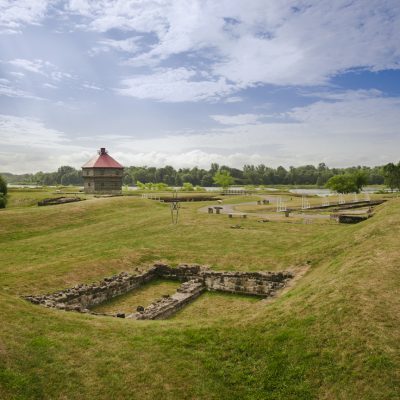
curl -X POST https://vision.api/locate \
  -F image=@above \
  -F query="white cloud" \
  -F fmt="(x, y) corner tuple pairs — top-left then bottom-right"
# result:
(0, 0), (50, 34)
(112, 149), (270, 170)
(64, 0), (400, 100)
(90, 37), (142, 55)
(2, 91), (399, 172)
(1, 59), (74, 101)
(117, 67), (236, 102)
(0, 82), (43, 100)
(2, 1), (400, 102)
(0, 2), (399, 172)
(224, 96), (243, 103)
(82, 83), (103, 90)
(0, 115), (88, 173)
(103, 90), (400, 167)
(8, 58), (50, 74)
(300, 89), (384, 101)
(43, 83), (58, 89)
(67, 0), (169, 34)
(288, 90), (400, 132)
(211, 114), (265, 125)
(0, 114), (68, 147)
(7, 59), (74, 82)
(9, 71), (25, 78)
(51, 71), (74, 81)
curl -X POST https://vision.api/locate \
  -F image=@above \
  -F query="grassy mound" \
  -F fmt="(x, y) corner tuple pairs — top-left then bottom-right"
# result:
(0, 195), (399, 399)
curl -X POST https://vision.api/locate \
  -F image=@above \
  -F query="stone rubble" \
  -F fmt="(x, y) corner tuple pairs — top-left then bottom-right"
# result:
(24, 263), (293, 320)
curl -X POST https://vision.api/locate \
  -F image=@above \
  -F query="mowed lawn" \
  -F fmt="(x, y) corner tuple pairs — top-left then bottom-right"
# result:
(0, 195), (399, 399)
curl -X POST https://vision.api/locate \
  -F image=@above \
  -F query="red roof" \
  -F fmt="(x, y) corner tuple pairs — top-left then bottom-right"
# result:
(82, 148), (124, 169)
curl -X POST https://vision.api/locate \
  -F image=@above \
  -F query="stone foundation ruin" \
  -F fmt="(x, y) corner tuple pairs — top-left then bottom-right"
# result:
(38, 197), (84, 206)
(24, 264), (293, 320)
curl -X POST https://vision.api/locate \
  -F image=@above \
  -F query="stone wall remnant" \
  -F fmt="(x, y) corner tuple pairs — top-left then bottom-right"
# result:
(38, 197), (83, 206)
(24, 264), (293, 320)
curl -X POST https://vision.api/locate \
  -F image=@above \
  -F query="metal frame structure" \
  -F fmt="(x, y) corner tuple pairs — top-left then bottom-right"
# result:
(170, 191), (181, 224)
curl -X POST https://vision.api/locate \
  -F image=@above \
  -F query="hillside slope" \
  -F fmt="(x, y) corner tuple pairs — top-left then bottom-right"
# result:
(0, 196), (399, 399)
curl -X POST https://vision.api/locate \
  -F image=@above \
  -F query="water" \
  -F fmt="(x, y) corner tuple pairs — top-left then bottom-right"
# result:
(289, 186), (382, 197)
(9, 184), (386, 195)
(289, 188), (331, 197)
(8, 184), (45, 188)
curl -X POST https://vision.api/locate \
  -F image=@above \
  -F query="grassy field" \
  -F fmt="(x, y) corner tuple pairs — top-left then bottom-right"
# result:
(6, 187), (89, 208)
(0, 190), (399, 399)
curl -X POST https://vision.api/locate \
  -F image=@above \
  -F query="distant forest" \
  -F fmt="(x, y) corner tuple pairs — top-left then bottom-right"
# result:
(2, 163), (387, 187)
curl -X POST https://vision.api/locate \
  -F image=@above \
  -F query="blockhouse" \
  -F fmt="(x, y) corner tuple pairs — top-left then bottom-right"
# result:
(82, 148), (124, 194)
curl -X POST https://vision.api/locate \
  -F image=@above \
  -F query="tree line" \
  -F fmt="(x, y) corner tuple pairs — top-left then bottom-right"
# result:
(1, 162), (391, 187)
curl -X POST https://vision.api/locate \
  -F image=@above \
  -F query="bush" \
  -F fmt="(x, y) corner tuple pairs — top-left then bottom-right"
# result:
(0, 193), (7, 208)
(181, 182), (194, 191)
(0, 174), (7, 195)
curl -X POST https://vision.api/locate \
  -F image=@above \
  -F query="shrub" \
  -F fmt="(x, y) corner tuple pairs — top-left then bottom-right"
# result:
(0, 174), (7, 195)
(0, 193), (7, 208)
(181, 182), (194, 191)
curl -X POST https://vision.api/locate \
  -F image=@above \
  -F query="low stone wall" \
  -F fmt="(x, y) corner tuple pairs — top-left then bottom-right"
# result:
(24, 268), (158, 312)
(153, 263), (204, 281)
(202, 270), (291, 297)
(38, 197), (84, 206)
(132, 280), (205, 320)
(24, 263), (293, 320)
(149, 264), (292, 297)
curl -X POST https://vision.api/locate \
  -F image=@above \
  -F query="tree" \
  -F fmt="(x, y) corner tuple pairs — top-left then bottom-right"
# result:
(383, 162), (400, 191)
(209, 163), (219, 175)
(213, 170), (234, 189)
(325, 174), (358, 193)
(352, 171), (368, 192)
(200, 174), (213, 187)
(0, 174), (7, 196)
(123, 174), (133, 185)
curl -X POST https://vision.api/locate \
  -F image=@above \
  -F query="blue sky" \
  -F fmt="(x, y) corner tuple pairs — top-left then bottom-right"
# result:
(0, 0), (399, 173)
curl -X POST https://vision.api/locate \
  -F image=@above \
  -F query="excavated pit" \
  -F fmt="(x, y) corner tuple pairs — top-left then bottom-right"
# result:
(24, 263), (294, 320)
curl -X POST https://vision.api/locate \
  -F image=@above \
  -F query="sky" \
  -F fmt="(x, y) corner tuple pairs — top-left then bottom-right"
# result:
(0, 0), (400, 174)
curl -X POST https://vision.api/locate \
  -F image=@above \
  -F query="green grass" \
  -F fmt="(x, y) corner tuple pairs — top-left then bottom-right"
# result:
(172, 292), (260, 322)
(6, 187), (89, 208)
(92, 279), (181, 314)
(0, 191), (399, 399)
